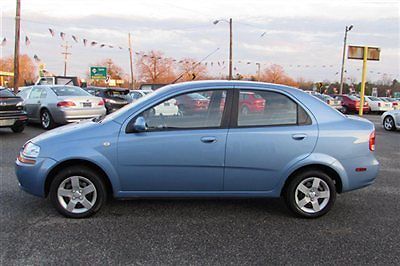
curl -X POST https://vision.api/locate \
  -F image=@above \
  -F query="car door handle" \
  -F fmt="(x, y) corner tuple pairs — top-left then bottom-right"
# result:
(37, 101), (41, 104)
(292, 133), (307, 140)
(201, 136), (217, 143)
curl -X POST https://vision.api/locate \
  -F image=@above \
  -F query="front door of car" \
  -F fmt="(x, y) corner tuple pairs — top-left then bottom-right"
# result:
(24, 87), (44, 120)
(117, 89), (232, 191)
(224, 88), (318, 191)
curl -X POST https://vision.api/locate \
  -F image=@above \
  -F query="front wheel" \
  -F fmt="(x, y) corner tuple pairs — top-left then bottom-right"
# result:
(383, 115), (396, 131)
(49, 166), (107, 218)
(284, 170), (336, 218)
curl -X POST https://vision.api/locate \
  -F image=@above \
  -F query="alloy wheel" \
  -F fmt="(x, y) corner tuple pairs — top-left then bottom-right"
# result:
(294, 177), (330, 214)
(57, 176), (97, 214)
(384, 116), (394, 131)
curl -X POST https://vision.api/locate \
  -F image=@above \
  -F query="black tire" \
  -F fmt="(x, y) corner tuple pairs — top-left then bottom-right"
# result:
(40, 109), (56, 130)
(383, 115), (396, 131)
(284, 170), (336, 218)
(11, 123), (25, 133)
(49, 166), (107, 218)
(342, 106), (348, 114)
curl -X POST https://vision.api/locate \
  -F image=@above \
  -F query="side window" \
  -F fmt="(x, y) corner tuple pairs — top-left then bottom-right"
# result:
(138, 90), (227, 130)
(131, 92), (142, 100)
(29, 88), (43, 99)
(40, 89), (47, 98)
(237, 90), (311, 127)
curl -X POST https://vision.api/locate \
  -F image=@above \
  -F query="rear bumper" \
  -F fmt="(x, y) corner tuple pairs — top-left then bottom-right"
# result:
(52, 107), (106, 124)
(0, 112), (28, 127)
(334, 154), (379, 192)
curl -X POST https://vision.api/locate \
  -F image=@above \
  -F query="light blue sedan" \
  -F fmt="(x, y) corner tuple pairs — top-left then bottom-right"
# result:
(15, 81), (379, 218)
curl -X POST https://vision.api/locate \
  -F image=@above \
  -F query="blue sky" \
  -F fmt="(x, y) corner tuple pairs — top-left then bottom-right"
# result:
(1, 0), (399, 82)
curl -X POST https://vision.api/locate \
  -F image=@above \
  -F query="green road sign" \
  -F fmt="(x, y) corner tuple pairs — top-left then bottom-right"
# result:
(90, 66), (107, 80)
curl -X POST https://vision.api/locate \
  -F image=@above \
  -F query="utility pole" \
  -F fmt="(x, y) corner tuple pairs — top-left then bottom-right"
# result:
(61, 41), (71, 76)
(339, 25), (353, 94)
(229, 18), (233, 80)
(128, 33), (134, 89)
(13, 0), (21, 93)
(256, 63), (261, 81)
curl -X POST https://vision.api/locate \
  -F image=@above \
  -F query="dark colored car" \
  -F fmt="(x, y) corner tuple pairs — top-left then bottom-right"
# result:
(332, 94), (369, 114)
(0, 88), (27, 133)
(85, 87), (132, 114)
(175, 93), (210, 114)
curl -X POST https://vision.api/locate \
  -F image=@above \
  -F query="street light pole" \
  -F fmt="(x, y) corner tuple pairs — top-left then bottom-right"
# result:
(13, 0), (21, 93)
(214, 18), (233, 80)
(339, 25), (353, 95)
(229, 18), (233, 80)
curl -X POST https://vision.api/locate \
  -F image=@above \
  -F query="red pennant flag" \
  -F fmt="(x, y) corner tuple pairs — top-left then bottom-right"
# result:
(0, 37), (6, 46)
(83, 39), (88, 46)
(72, 35), (78, 43)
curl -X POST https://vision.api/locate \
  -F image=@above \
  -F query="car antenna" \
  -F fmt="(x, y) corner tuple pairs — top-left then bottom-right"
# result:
(171, 47), (220, 84)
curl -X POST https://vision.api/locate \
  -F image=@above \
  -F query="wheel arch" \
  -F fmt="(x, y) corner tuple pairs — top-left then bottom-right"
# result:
(281, 164), (343, 196)
(44, 159), (114, 198)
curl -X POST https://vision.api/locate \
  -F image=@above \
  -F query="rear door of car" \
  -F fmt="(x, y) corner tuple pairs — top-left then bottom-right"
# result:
(24, 87), (44, 120)
(224, 87), (318, 192)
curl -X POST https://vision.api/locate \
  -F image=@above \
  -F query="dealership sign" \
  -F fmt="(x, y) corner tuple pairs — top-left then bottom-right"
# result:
(90, 66), (107, 80)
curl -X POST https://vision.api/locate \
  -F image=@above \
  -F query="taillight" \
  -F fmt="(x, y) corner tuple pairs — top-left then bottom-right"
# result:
(369, 131), (375, 151)
(57, 101), (76, 107)
(98, 100), (104, 106)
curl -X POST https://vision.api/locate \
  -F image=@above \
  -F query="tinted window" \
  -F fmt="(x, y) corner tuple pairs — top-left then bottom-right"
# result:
(0, 89), (14, 97)
(237, 90), (311, 126)
(29, 88), (43, 99)
(348, 95), (360, 101)
(51, 86), (90, 96)
(139, 90), (226, 130)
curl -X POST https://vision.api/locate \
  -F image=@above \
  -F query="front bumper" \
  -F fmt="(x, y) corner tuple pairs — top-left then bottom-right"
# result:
(15, 156), (58, 197)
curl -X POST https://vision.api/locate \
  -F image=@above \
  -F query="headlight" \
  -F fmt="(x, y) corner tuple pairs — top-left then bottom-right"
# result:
(16, 101), (24, 107)
(22, 142), (40, 158)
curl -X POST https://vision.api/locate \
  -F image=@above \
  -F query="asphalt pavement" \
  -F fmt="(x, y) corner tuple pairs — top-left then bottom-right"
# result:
(1, 115), (399, 265)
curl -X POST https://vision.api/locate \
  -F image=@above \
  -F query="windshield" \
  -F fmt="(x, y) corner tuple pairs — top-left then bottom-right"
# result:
(0, 89), (15, 97)
(51, 86), (90, 96)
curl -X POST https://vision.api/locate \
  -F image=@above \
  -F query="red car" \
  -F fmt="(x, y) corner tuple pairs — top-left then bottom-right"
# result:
(332, 94), (369, 114)
(239, 91), (266, 115)
(175, 93), (210, 114)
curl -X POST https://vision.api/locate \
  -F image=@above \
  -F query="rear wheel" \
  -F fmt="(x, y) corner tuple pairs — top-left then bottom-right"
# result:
(341, 106), (348, 114)
(284, 170), (336, 218)
(40, 109), (56, 130)
(49, 166), (107, 218)
(383, 115), (396, 131)
(11, 123), (25, 133)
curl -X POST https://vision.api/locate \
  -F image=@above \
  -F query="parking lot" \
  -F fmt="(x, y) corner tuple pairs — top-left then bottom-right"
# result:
(0, 115), (399, 265)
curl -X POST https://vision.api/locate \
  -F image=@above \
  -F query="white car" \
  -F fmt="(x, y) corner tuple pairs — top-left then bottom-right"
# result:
(380, 97), (400, 110)
(364, 96), (392, 112)
(381, 110), (400, 131)
(129, 90), (180, 116)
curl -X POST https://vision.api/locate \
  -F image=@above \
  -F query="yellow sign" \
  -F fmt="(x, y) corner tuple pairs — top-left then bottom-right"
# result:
(0, 71), (14, 77)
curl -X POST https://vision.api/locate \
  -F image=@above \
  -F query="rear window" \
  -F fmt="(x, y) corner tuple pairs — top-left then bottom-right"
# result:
(348, 95), (360, 101)
(0, 89), (15, 97)
(51, 86), (90, 96)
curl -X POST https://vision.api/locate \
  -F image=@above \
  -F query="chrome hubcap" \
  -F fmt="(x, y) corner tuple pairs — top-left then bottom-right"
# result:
(384, 117), (393, 129)
(295, 177), (330, 214)
(57, 176), (97, 214)
(42, 112), (50, 128)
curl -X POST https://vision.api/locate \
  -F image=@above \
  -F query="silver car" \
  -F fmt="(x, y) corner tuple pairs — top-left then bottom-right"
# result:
(17, 85), (106, 129)
(381, 110), (400, 131)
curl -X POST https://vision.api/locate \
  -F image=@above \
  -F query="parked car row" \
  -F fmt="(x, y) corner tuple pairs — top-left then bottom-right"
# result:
(305, 91), (400, 114)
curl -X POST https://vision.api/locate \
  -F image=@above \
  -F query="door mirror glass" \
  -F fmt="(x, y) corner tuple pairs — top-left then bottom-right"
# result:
(132, 116), (147, 132)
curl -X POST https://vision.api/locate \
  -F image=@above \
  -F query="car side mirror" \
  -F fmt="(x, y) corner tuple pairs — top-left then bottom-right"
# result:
(130, 116), (147, 133)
